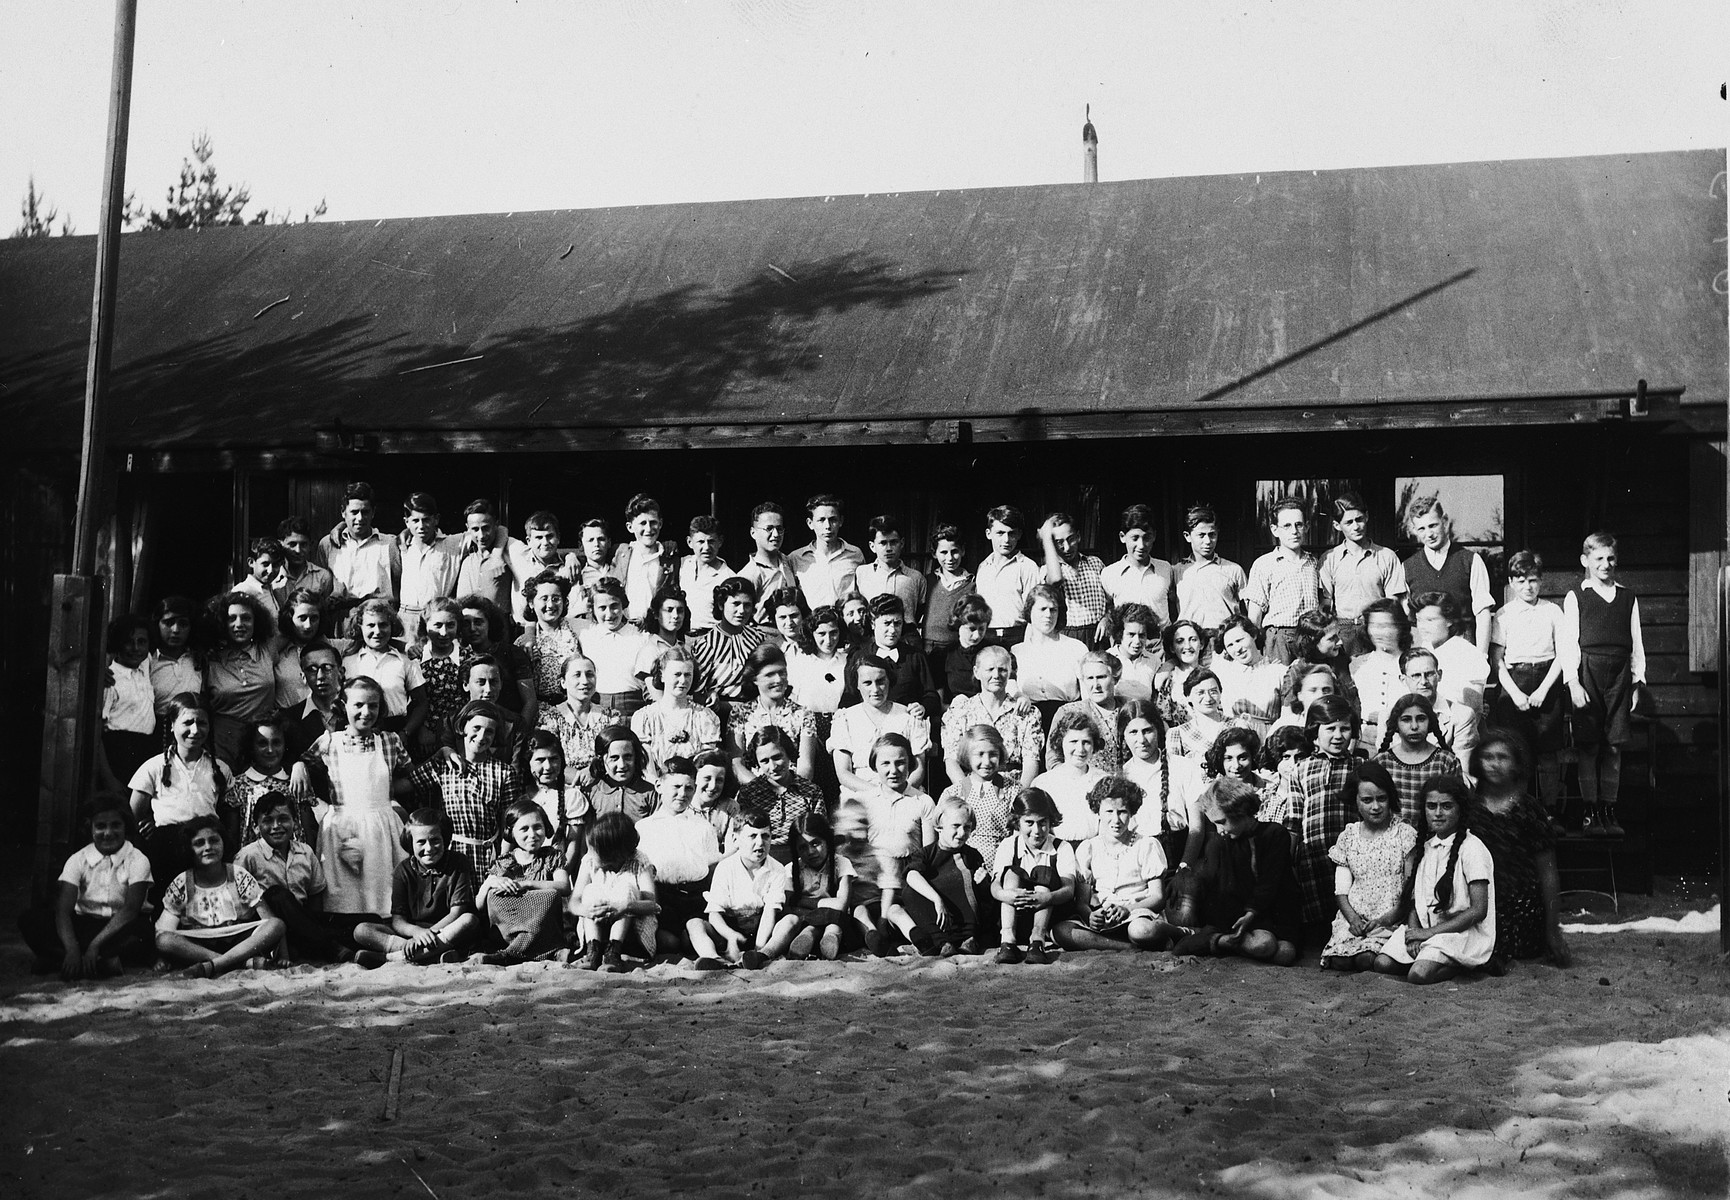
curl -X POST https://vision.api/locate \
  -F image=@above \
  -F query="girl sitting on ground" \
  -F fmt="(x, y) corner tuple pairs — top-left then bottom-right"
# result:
(990, 788), (1076, 965)
(569, 811), (661, 971)
(477, 798), (573, 964)
(895, 798), (989, 956)
(1159, 778), (1300, 966)
(1372, 775), (1496, 985)
(777, 813), (856, 960)
(154, 817), (286, 977)
(1055, 776), (1169, 953)
(1318, 760), (1417, 972)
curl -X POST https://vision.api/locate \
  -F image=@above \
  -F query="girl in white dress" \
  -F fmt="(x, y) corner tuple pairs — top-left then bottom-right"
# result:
(1373, 775), (1495, 985)
(295, 677), (409, 917)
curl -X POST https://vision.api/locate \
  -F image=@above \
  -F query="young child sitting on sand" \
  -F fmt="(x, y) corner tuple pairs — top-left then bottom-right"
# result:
(1055, 777), (1169, 953)
(689, 813), (791, 971)
(1160, 779), (1301, 966)
(893, 798), (989, 956)
(570, 811), (661, 972)
(19, 798), (154, 980)
(354, 809), (481, 967)
(1318, 761), (1417, 972)
(1373, 775), (1496, 985)
(776, 813), (856, 960)
(477, 799), (573, 965)
(154, 817), (286, 977)
(235, 791), (351, 964)
(990, 788), (1076, 965)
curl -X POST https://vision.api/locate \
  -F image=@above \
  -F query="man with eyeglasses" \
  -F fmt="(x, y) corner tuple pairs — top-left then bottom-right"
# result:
(1246, 497), (1323, 665)
(284, 642), (346, 770)
(1399, 646), (1478, 760)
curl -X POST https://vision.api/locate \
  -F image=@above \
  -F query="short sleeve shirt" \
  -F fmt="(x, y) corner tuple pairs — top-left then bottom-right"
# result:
(129, 752), (233, 826)
(160, 866), (267, 929)
(343, 647), (425, 717)
(391, 856), (476, 925)
(1100, 557), (1175, 618)
(1491, 597), (1563, 664)
(1080, 832), (1168, 902)
(236, 838), (327, 902)
(60, 842), (152, 917)
(705, 853), (791, 920)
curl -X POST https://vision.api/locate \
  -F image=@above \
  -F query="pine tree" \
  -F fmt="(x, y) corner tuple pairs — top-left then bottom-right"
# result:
(124, 133), (325, 231)
(11, 176), (73, 238)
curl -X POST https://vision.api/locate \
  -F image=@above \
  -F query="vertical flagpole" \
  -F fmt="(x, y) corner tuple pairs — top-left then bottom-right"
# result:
(73, 0), (137, 573)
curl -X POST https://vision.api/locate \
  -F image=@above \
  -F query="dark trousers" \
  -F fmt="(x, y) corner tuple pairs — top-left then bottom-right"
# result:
(900, 881), (978, 949)
(143, 823), (193, 907)
(263, 885), (353, 960)
(19, 907), (155, 966)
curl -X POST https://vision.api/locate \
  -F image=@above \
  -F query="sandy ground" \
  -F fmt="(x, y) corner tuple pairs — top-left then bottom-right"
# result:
(1, 879), (1726, 1200)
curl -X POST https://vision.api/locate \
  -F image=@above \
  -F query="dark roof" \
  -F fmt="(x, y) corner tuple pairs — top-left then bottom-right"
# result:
(1, 149), (1723, 453)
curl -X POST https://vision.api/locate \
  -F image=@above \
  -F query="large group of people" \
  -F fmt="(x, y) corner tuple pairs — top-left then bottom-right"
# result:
(23, 482), (1646, 986)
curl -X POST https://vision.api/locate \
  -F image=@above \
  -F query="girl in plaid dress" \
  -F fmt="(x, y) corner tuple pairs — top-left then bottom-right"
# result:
(404, 700), (523, 877)
(1287, 694), (1363, 931)
(1370, 693), (1463, 826)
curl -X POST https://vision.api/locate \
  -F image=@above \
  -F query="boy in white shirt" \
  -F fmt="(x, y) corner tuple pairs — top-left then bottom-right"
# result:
(613, 494), (677, 624)
(1489, 551), (1566, 816)
(679, 516), (733, 634)
(974, 505), (1043, 643)
(1100, 504), (1175, 624)
(788, 493), (864, 611)
(689, 816), (792, 969)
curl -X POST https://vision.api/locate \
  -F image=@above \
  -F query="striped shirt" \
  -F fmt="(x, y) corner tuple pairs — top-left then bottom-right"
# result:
(690, 625), (766, 705)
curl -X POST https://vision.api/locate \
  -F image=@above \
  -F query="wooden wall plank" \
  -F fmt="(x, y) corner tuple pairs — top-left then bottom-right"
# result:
(1687, 439), (1725, 672)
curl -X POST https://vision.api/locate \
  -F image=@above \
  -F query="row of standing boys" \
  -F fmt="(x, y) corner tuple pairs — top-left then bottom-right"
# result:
(25, 482), (1642, 980)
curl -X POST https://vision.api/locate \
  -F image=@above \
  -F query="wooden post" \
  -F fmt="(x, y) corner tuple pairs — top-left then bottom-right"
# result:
(1082, 106), (1098, 184)
(72, 0), (136, 577)
(36, 575), (105, 892)
(1687, 439), (1724, 673)
(39, 0), (136, 890)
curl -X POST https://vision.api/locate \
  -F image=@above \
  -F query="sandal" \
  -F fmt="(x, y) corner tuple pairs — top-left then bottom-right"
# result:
(181, 961), (217, 979)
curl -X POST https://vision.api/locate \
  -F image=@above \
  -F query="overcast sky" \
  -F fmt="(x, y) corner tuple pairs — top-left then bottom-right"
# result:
(2, 0), (1724, 231)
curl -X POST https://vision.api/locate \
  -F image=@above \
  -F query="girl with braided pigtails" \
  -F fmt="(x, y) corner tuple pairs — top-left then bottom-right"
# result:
(1373, 775), (1494, 984)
